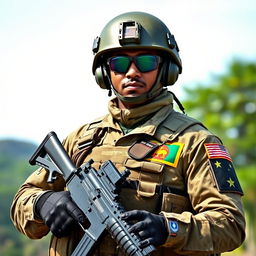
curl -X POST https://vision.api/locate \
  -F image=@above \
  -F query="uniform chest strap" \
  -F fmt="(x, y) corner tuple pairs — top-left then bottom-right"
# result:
(122, 180), (188, 197)
(72, 127), (107, 167)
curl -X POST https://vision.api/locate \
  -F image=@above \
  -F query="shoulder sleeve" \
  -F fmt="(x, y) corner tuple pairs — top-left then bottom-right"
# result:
(155, 110), (209, 143)
(161, 133), (246, 254)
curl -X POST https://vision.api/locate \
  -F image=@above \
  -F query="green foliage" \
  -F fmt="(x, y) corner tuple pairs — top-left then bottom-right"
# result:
(183, 60), (256, 167)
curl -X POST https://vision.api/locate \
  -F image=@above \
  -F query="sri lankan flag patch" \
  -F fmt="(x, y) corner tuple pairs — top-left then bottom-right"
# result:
(147, 142), (184, 167)
(204, 143), (243, 195)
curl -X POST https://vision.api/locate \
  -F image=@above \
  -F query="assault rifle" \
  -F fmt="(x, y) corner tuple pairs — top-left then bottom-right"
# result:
(29, 131), (155, 256)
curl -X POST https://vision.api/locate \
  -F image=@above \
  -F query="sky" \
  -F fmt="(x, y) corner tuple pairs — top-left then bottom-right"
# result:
(1, 0), (256, 144)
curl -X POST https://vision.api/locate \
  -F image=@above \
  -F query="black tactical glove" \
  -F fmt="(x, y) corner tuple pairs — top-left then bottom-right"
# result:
(35, 191), (87, 238)
(121, 210), (168, 248)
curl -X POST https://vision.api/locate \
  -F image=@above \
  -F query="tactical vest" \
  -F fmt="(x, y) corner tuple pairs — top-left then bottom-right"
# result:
(65, 110), (213, 256)
(72, 109), (204, 198)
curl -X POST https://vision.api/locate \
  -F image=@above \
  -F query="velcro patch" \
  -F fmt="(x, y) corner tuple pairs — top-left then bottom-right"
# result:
(204, 143), (243, 195)
(204, 143), (232, 161)
(147, 142), (184, 167)
(128, 140), (159, 160)
(209, 158), (243, 195)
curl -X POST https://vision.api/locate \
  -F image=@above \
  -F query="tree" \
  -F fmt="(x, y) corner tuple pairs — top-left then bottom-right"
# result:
(182, 60), (256, 167)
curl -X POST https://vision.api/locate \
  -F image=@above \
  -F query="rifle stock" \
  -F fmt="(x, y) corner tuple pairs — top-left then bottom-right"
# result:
(29, 131), (76, 182)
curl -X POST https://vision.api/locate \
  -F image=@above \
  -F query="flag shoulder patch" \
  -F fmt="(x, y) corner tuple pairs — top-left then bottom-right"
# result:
(204, 143), (232, 161)
(204, 143), (243, 195)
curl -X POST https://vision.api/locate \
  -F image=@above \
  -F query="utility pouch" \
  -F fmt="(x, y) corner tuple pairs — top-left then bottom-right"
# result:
(124, 158), (164, 198)
(127, 139), (164, 199)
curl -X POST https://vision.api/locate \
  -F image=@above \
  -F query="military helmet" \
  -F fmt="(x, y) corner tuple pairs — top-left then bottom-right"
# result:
(92, 11), (182, 90)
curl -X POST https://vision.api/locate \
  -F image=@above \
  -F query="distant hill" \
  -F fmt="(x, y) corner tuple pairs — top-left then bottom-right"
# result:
(0, 139), (36, 160)
(0, 138), (37, 190)
(0, 138), (50, 256)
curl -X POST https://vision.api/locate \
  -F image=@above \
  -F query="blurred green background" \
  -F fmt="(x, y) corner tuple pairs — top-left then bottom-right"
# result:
(1, 59), (255, 255)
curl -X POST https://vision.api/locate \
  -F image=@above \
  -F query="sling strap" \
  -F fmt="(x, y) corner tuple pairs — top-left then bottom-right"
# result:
(71, 127), (107, 167)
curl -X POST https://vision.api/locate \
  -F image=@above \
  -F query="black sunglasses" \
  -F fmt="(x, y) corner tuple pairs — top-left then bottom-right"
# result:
(107, 55), (162, 73)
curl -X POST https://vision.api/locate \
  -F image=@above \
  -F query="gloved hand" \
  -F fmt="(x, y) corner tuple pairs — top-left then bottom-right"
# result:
(121, 210), (168, 248)
(35, 191), (87, 238)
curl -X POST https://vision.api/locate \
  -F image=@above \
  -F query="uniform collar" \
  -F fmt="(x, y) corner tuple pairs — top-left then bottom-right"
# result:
(129, 104), (173, 136)
(108, 89), (173, 128)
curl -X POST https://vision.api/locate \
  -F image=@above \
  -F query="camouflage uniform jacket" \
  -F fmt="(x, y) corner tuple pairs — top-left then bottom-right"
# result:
(11, 90), (245, 256)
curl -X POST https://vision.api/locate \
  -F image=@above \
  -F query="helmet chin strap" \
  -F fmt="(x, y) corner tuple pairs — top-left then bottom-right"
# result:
(110, 66), (164, 105)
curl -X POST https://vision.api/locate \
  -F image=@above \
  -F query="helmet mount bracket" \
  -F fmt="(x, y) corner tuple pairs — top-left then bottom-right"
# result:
(92, 36), (100, 54)
(119, 21), (141, 45)
(166, 33), (179, 52)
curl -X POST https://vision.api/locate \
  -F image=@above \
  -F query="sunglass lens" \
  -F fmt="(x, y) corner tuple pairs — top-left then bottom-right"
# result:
(109, 57), (130, 73)
(136, 55), (158, 72)
(109, 55), (160, 73)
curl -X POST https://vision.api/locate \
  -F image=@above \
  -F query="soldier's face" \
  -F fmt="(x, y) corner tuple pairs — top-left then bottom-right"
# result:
(109, 50), (160, 105)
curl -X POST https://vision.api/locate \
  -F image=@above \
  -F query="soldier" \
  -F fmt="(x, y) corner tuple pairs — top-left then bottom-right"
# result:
(11, 11), (245, 256)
